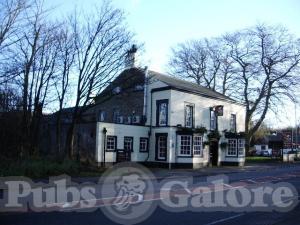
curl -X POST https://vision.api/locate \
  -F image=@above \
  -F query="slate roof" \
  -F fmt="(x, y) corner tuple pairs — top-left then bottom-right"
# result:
(148, 70), (236, 102)
(95, 67), (240, 103)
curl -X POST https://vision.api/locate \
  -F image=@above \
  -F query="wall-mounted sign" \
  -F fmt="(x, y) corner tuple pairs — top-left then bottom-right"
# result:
(214, 105), (223, 116)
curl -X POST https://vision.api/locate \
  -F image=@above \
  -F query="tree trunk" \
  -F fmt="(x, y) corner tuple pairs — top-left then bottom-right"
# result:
(65, 111), (78, 159)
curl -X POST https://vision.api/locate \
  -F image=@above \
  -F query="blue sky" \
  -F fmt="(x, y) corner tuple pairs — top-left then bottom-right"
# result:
(47, 0), (300, 72)
(46, 0), (300, 127)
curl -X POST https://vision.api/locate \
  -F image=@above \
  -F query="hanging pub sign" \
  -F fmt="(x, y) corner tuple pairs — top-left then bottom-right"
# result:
(214, 105), (223, 116)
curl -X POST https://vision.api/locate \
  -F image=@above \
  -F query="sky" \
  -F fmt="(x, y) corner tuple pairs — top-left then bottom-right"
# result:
(46, 0), (300, 128)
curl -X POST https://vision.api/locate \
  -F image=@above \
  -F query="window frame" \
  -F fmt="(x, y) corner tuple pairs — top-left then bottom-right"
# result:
(139, 137), (149, 152)
(155, 133), (168, 161)
(98, 110), (106, 122)
(156, 99), (169, 127)
(230, 114), (237, 132)
(227, 139), (237, 156)
(210, 109), (216, 130)
(193, 135), (203, 157)
(106, 135), (117, 152)
(113, 109), (120, 123)
(124, 136), (134, 152)
(226, 138), (245, 157)
(178, 135), (192, 156)
(184, 103), (194, 128)
(238, 139), (245, 156)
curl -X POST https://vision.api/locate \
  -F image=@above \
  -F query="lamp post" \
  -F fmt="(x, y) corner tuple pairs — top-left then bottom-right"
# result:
(102, 127), (107, 167)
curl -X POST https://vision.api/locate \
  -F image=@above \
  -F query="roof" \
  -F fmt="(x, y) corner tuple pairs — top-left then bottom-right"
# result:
(95, 67), (241, 104)
(148, 70), (237, 102)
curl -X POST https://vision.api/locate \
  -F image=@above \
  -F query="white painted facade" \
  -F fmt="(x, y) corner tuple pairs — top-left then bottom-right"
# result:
(95, 72), (246, 168)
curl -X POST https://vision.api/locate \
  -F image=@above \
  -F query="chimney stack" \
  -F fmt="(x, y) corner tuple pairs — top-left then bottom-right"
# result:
(125, 44), (137, 68)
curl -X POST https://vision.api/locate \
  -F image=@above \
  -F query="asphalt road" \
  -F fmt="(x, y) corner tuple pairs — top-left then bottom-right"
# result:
(1, 164), (300, 225)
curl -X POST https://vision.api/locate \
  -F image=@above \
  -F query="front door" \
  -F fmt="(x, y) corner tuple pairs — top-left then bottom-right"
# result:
(116, 137), (133, 163)
(210, 141), (219, 166)
(156, 133), (168, 161)
(116, 149), (131, 162)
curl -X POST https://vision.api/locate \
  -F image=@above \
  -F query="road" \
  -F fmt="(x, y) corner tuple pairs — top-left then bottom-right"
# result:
(1, 164), (300, 225)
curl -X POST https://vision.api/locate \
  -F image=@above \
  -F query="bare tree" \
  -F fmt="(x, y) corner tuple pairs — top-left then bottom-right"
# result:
(169, 24), (300, 152)
(65, 2), (133, 158)
(0, 0), (30, 85)
(169, 39), (210, 86)
(54, 25), (76, 155)
(169, 38), (233, 93)
(224, 24), (300, 150)
(0, 0), (28, 50)
(6, 1), (61, 155)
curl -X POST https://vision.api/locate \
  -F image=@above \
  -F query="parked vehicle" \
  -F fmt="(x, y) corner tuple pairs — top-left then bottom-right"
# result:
(262, 150), (271, 156)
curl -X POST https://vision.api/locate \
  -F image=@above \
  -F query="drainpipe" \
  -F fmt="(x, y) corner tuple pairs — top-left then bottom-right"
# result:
(102, 127), (107, 167)
(143, 67), (151, 162)
(142, 66), (148, 118)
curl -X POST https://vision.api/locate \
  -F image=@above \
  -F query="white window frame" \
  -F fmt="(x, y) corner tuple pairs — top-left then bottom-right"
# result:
(193, 135), (203, 156)
(159, 102), (167, 126)
(230, 114), (236, 132)
(124, 137), (133, 152)
(106, 136), (116, 151)
(140, 138), (148, 152)
(157, 136), (167, 160)
(238, 139), (245, 156)
(98, 111), (106, 122)
(185, 103), (194, 128)
(227, 139), (237, 156)
(227, 138), (245, 157)
(179, 135), (192, 156)
(210, 110), (216, 130)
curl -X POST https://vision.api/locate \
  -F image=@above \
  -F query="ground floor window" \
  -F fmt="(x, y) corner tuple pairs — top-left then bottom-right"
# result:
(227, 139), (245, 157)
(227, 139), (237, 156)
(193, 135), (203, 156)
(179, 135), (192, 156)
(238, 139), (245, 156)
(178, 135), (203, 156)
(124, 137), (133, 152)
(139, 137), (149, 152)
(106, 136), (116, 151)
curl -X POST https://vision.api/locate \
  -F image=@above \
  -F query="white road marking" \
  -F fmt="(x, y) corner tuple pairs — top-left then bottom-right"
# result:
(202, 213), (245, 225)
(246, 179), (258, 184)
(222, 183), (233, 188)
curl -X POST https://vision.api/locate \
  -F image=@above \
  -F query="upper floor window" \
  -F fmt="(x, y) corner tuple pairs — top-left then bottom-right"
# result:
(185, 103), (194, 128)
(156, 99), (168, 126)
(210, 109), (216, 130)
(230, 114), (236, 132)
(112, 86), (121, 94)
(98, 111), (106, 122)
(113, 109), (120, 123)
(134, 84), (144, 91)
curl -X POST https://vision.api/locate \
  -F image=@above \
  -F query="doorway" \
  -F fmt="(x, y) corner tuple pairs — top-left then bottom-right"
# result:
(210, 141), (219, 166)
(155, 133), (168, 161)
